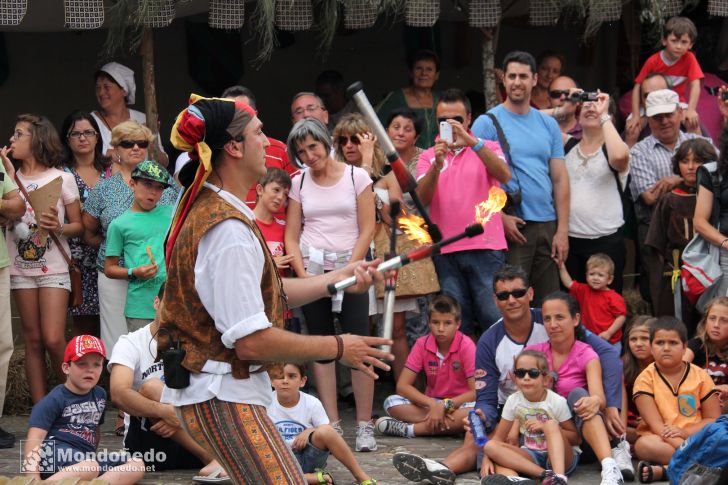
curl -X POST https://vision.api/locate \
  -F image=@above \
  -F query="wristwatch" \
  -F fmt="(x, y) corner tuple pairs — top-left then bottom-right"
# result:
(599, 114), (612, 126)
(127, 267), (136, 281)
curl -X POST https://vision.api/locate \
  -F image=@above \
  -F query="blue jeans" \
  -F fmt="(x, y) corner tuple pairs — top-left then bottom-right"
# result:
(433, 249), (505, 335)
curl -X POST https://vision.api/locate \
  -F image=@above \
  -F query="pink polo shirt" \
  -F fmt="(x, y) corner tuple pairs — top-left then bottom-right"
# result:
(405, 331), (476, 399)
(525, 340), (599, 398)
(416, 141), (507, 254)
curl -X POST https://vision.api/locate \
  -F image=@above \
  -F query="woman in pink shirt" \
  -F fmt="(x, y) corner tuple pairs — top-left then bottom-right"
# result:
(525, 292), (625, 485)
(285, 118), (378, 452)
(1, 114), (82, 403)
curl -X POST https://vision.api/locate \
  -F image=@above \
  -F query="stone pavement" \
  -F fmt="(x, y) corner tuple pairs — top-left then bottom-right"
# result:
(0, 379), (610, 484)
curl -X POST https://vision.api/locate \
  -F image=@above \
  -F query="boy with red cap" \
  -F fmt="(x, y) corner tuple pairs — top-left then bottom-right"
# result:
(22, 335), (145, 483)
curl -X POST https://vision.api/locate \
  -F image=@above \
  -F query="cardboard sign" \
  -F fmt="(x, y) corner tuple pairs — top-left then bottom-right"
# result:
(27, 176), (62, 246)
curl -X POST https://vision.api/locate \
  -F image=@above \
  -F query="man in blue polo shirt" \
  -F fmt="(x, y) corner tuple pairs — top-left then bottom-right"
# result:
(471, 51), (570, 306)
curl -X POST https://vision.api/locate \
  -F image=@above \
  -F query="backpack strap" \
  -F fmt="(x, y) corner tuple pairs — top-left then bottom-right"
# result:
(486, 112), (521, 191)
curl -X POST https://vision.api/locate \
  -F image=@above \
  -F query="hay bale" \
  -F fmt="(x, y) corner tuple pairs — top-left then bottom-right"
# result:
(623, 288), (651, 317)
(5, 348), (62, 416)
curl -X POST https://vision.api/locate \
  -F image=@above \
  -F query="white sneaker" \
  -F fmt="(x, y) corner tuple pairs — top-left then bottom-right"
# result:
(375, 416), (410, 437)
(392, 452), (456, 485)
(355, 420), (377, 452)
(600, 462), (625, 485)
(612, 437), (635, 481)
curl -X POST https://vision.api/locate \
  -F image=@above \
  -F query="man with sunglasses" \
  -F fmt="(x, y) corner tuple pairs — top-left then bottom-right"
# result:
(415, 88), (511, 336)
(471, 51), (570, 308)
(542, 76), (583, 141)
(393, 265), (626, 484)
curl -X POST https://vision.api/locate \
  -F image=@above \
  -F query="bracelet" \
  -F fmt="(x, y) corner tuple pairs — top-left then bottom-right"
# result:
(472, 138), (485, 152)
(599, 114), (612, 126)
(334, 335), (344, 361)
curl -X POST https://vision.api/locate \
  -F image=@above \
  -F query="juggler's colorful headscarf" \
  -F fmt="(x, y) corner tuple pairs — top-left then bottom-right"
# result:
(166, 94), (256, 264)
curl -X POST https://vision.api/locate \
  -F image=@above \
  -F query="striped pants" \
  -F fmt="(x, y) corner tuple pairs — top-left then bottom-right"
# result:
(180, 399), (305, 484)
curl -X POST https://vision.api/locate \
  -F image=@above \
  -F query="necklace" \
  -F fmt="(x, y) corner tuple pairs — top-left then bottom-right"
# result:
(575, 144), (601, 165)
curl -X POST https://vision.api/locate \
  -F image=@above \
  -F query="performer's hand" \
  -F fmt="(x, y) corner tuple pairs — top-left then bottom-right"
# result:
(330, 259), (384, 293)
(338, 333), (393, 379)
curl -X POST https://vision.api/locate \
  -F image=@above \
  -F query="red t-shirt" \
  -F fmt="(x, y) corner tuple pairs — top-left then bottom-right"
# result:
(634, 51), (704, 103)
(256, 215), (291, 318)
(245, 137), (299, 219)
(569, 281), (627, 344)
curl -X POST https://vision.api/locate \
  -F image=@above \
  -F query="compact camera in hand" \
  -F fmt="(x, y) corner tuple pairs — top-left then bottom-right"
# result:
(570, 91), (599, 102)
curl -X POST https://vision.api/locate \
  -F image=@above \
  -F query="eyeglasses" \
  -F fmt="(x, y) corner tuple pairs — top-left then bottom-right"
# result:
(68, 130), (98, 139)
(337, 135), (360, 146)
(118, 140), (150, 149)
(292, 105), (323, 117)
(436, 116), (464, 124)
(549, 90), (570, 99)
(513, 368), (545, 379)
(12, 130), (30, 139)
(494, 288), (529, 301)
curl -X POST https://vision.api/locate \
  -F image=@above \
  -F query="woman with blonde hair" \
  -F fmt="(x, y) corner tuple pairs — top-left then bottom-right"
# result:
(82, 121), (178, 357)
(1, 114), (82, 402)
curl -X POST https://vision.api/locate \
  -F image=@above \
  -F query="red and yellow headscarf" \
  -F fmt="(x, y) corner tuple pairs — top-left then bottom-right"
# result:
(166, 94), (256, 264)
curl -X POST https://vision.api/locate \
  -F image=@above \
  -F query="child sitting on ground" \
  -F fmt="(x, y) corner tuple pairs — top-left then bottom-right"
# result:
(628, 16), (704, 133)
(23, 335), (145, 483)
(481, 350), (580, 485)
(376, 294), (476, 438)
(633, 317), (720, 483)
(104, 160), (174, 330)
(621, 316), (655, 444)
(559, 254), (627, 351)
(268, 363), (377, 485)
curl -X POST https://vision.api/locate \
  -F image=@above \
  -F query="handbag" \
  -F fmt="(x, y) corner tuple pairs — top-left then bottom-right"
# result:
(14, 175), (83, 307)
(373, 222), (440, 299)
(680, 161), (722, 312)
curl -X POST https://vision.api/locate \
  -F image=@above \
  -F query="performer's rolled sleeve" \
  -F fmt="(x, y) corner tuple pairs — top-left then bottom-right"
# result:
(196, 219), (273, 348)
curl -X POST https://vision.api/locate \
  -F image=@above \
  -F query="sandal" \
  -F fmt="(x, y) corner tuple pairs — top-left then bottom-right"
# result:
(638, 461), (667, 483)
(115, 411), (125, 436)
(360, 480), (378, 485)
(315, 468), (336, 485)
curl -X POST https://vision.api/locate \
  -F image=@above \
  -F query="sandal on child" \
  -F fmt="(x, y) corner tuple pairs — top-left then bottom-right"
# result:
(359, 480), (377, 485)
(638, 461), (667, 483)
(114, 411), (125, 436)
(315, 468), (336, 485)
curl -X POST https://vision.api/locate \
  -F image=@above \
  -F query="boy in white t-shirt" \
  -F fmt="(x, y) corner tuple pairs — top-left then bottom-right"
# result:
(268, 363), (377, 485)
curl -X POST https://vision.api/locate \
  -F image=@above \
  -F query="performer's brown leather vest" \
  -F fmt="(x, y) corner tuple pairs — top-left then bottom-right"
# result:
(158, 188), (285, 379)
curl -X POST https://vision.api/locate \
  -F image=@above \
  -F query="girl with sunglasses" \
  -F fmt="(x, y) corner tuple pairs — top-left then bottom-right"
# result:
(482, 350), (579, 485)
(524, 292), (626, 485)
(82, 121), (178, 360)
(1, 114), (83, 403)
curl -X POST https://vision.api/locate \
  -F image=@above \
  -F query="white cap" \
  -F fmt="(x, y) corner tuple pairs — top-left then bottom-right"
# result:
(645, 89), (680, 117)
(97, 62), (137, 105)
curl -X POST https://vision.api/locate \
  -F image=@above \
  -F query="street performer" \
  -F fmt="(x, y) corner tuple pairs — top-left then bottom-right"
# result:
(158, 95), (393, 483)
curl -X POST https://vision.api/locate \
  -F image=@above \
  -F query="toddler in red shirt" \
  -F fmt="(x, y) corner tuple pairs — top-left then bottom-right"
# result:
(559, 253), (627, 352)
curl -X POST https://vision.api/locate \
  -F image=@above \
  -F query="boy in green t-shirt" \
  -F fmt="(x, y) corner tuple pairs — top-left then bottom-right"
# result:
(104, 160), (173, 331)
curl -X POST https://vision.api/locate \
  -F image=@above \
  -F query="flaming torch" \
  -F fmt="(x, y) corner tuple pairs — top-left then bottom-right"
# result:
(327, 223), (484, 295)
(347, 81), (442, 243)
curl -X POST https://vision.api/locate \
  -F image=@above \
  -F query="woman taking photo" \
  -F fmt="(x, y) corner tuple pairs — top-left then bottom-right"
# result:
(377, 50), (441, 149)
(83, 121), (178, 355)
(1, 114), (82, 403)
(91, 62), (167, 166)
(60, 110), (110, 337)
(285, 118), (377, 452)
(564, 93), (629, 293)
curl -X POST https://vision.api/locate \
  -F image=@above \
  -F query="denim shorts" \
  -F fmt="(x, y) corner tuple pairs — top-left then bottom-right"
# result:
(11, 273), (71, 291)
(293, 433), (330, 473)
(523, 446), (580, 475)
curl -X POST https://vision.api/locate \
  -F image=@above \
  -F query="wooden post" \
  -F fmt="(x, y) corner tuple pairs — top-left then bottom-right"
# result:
(481, 26), (500, 110)
(140, 27), (167, 165)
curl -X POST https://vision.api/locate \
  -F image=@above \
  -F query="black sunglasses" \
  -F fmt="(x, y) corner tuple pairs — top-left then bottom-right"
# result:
(514, 368), (545, 379)
(549, 89), (570, 99)
(337, 135), (361, 146)
(495, 288), (528, 301)
(118, 139), (150, 149)
(437, 116), (464, 124)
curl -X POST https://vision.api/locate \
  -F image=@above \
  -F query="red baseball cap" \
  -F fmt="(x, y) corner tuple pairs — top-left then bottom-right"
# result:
(64, 335), (106, 362)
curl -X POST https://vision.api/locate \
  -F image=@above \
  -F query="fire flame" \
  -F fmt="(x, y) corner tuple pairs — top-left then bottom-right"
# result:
(399, 214), (433, 244)
(475, 186), (508, 225)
